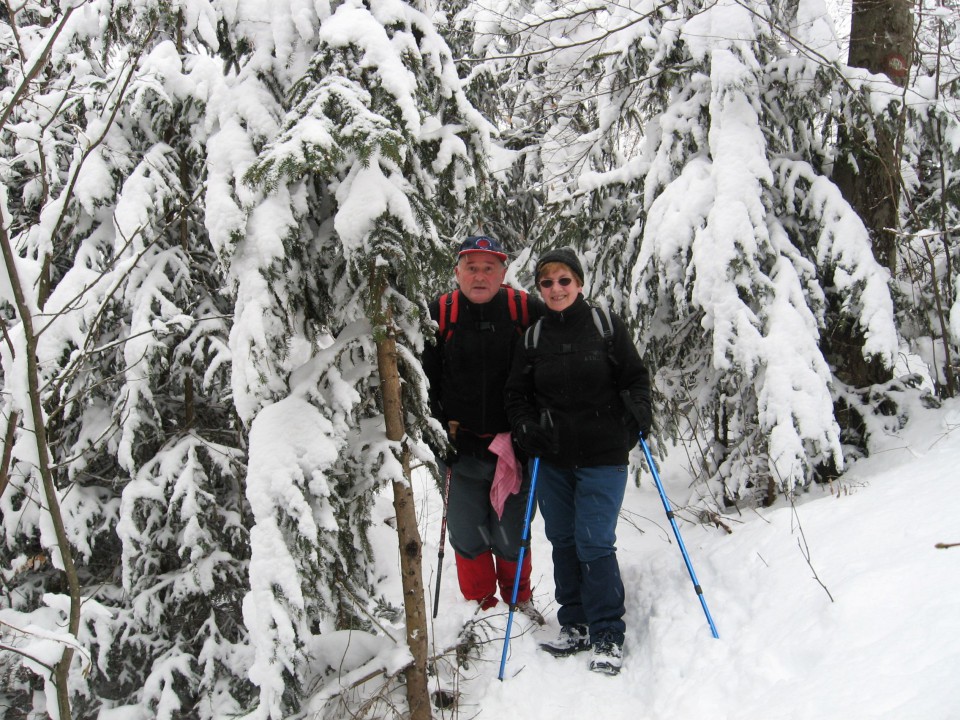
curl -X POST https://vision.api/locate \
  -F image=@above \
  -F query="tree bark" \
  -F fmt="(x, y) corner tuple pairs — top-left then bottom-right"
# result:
(846, 0), (913, 84)
(372, 287), (431, 720)
(0, 409), (19, 501)
(835, 0), (912, 275)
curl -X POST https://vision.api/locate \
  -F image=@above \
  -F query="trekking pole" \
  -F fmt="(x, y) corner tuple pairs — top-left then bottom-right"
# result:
(432, 421), (459, 619)
(432, 464), (453, 619)
(498, 455), (541, 680)
(639, 435), (719, 639)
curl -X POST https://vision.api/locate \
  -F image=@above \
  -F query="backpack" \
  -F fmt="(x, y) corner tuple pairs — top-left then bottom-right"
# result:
(437, 287), (530, 341)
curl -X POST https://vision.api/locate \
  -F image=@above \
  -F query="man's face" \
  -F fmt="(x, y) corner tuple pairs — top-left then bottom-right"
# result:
(455, 254), (507, 304)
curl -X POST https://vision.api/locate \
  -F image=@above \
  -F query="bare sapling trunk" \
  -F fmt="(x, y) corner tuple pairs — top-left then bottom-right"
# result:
(372, 285), (431, 720)
(916, 18), (957, 397)
(0, 225), (81, 720)
(0, 409), (20, 500)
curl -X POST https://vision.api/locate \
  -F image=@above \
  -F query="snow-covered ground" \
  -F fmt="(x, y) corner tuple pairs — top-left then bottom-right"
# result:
(379, 395), (960, 720)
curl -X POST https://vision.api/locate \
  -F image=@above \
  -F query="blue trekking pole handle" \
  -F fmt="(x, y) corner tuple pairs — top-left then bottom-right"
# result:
(640, 436), (719, 639)
(498, 455), (541, 680)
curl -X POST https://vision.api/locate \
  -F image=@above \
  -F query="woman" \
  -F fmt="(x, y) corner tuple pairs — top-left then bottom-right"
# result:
(505, 247), (652, 676)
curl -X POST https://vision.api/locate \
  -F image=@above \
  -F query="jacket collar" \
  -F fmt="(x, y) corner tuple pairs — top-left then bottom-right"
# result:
(545, 293), (588, 323)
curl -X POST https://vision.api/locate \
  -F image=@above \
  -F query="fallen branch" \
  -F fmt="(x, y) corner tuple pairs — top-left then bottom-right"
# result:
(790, 496), (835, 603)
(935, 542), (960, 549)
(701, 509), (735, 534)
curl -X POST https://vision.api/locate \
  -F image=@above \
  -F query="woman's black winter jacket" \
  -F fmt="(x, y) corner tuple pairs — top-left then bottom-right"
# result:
(504, 295), (652, 468)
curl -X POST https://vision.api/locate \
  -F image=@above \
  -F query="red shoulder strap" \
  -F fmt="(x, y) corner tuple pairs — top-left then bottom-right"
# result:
(439, 290), (460, 340)
(506, 288), (518, 324)
(505, 288), (530, 331)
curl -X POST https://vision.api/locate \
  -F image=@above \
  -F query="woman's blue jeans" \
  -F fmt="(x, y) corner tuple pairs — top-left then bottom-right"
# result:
(536, 462), (627, 644)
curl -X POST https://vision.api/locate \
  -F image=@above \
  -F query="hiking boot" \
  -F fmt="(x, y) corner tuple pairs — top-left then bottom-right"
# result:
(516, 599), (545, 626)
(538, 624), (590, 657)
(589, 635), (623, 676)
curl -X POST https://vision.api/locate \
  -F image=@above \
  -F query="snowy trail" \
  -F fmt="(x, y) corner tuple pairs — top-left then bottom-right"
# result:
(411, 400), (960, 719)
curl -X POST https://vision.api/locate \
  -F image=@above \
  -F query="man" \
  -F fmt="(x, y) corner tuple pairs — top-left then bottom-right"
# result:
(423, 235), (545, 621)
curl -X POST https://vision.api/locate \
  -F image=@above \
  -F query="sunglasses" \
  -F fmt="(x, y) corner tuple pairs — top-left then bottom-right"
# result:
(538, 277), (575, 289)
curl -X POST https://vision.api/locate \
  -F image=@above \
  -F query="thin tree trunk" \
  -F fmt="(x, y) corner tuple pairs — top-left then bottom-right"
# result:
(175, 13), (198, 426)
(372, 286), (431, 720)
(0, 225), (80, 720)
(0, 409), (19, 501)
(929, 18), (957, 396)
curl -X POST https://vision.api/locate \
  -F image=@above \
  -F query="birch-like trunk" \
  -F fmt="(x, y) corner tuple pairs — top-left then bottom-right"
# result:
(372, 280), (431, 720)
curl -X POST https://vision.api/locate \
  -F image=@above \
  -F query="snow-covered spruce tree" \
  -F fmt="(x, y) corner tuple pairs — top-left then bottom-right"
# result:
(492, 0), (659, 314)
(1, 1), (251, 717)
(219, 1), (490, 717)
(444, 1), (668, 299)
(494, 0), (900, 501)
(437, 0), (551, 255)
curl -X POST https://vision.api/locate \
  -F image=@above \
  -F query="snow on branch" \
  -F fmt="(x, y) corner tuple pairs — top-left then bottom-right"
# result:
(774, 158), (898, 369)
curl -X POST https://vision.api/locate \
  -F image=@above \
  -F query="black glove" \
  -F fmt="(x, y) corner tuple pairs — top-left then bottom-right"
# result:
(636, 404), (652, 440)
(429, 445), (456, 468)
(514, 421), (555, 457)
(427, 434), (457, 467)
(621, 390), (652, 441)
(511, 435), (530, 465)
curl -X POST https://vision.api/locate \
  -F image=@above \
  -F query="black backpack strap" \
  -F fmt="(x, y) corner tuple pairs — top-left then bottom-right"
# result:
(591, 304), (618, 367)
(526, 307), (610, 353)
(524, 317), (544, 352)
(591, 305), (613, 342)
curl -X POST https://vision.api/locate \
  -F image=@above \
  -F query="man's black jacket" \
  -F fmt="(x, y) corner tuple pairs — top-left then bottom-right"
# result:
(423, 288), (545, 459)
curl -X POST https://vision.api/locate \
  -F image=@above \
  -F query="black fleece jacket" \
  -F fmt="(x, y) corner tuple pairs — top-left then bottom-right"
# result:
(423, 288), (545, 458)
(504, 295), (652, 467)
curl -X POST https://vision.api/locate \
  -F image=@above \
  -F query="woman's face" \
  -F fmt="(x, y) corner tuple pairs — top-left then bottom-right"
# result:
(538, 265), (582, 312)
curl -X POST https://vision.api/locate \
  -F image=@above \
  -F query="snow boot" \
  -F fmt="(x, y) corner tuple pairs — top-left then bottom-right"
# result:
(539, 624), (591, 657)
(455, 551), (498, 609)
(589, 633), (624, 676)
(515, 599), (546, 625)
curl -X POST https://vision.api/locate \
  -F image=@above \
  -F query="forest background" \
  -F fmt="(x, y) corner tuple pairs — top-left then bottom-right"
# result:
(0, 0), (958, 718)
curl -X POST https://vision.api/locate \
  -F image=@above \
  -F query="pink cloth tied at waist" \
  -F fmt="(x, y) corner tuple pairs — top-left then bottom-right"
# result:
(488, 432), (523, 518)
